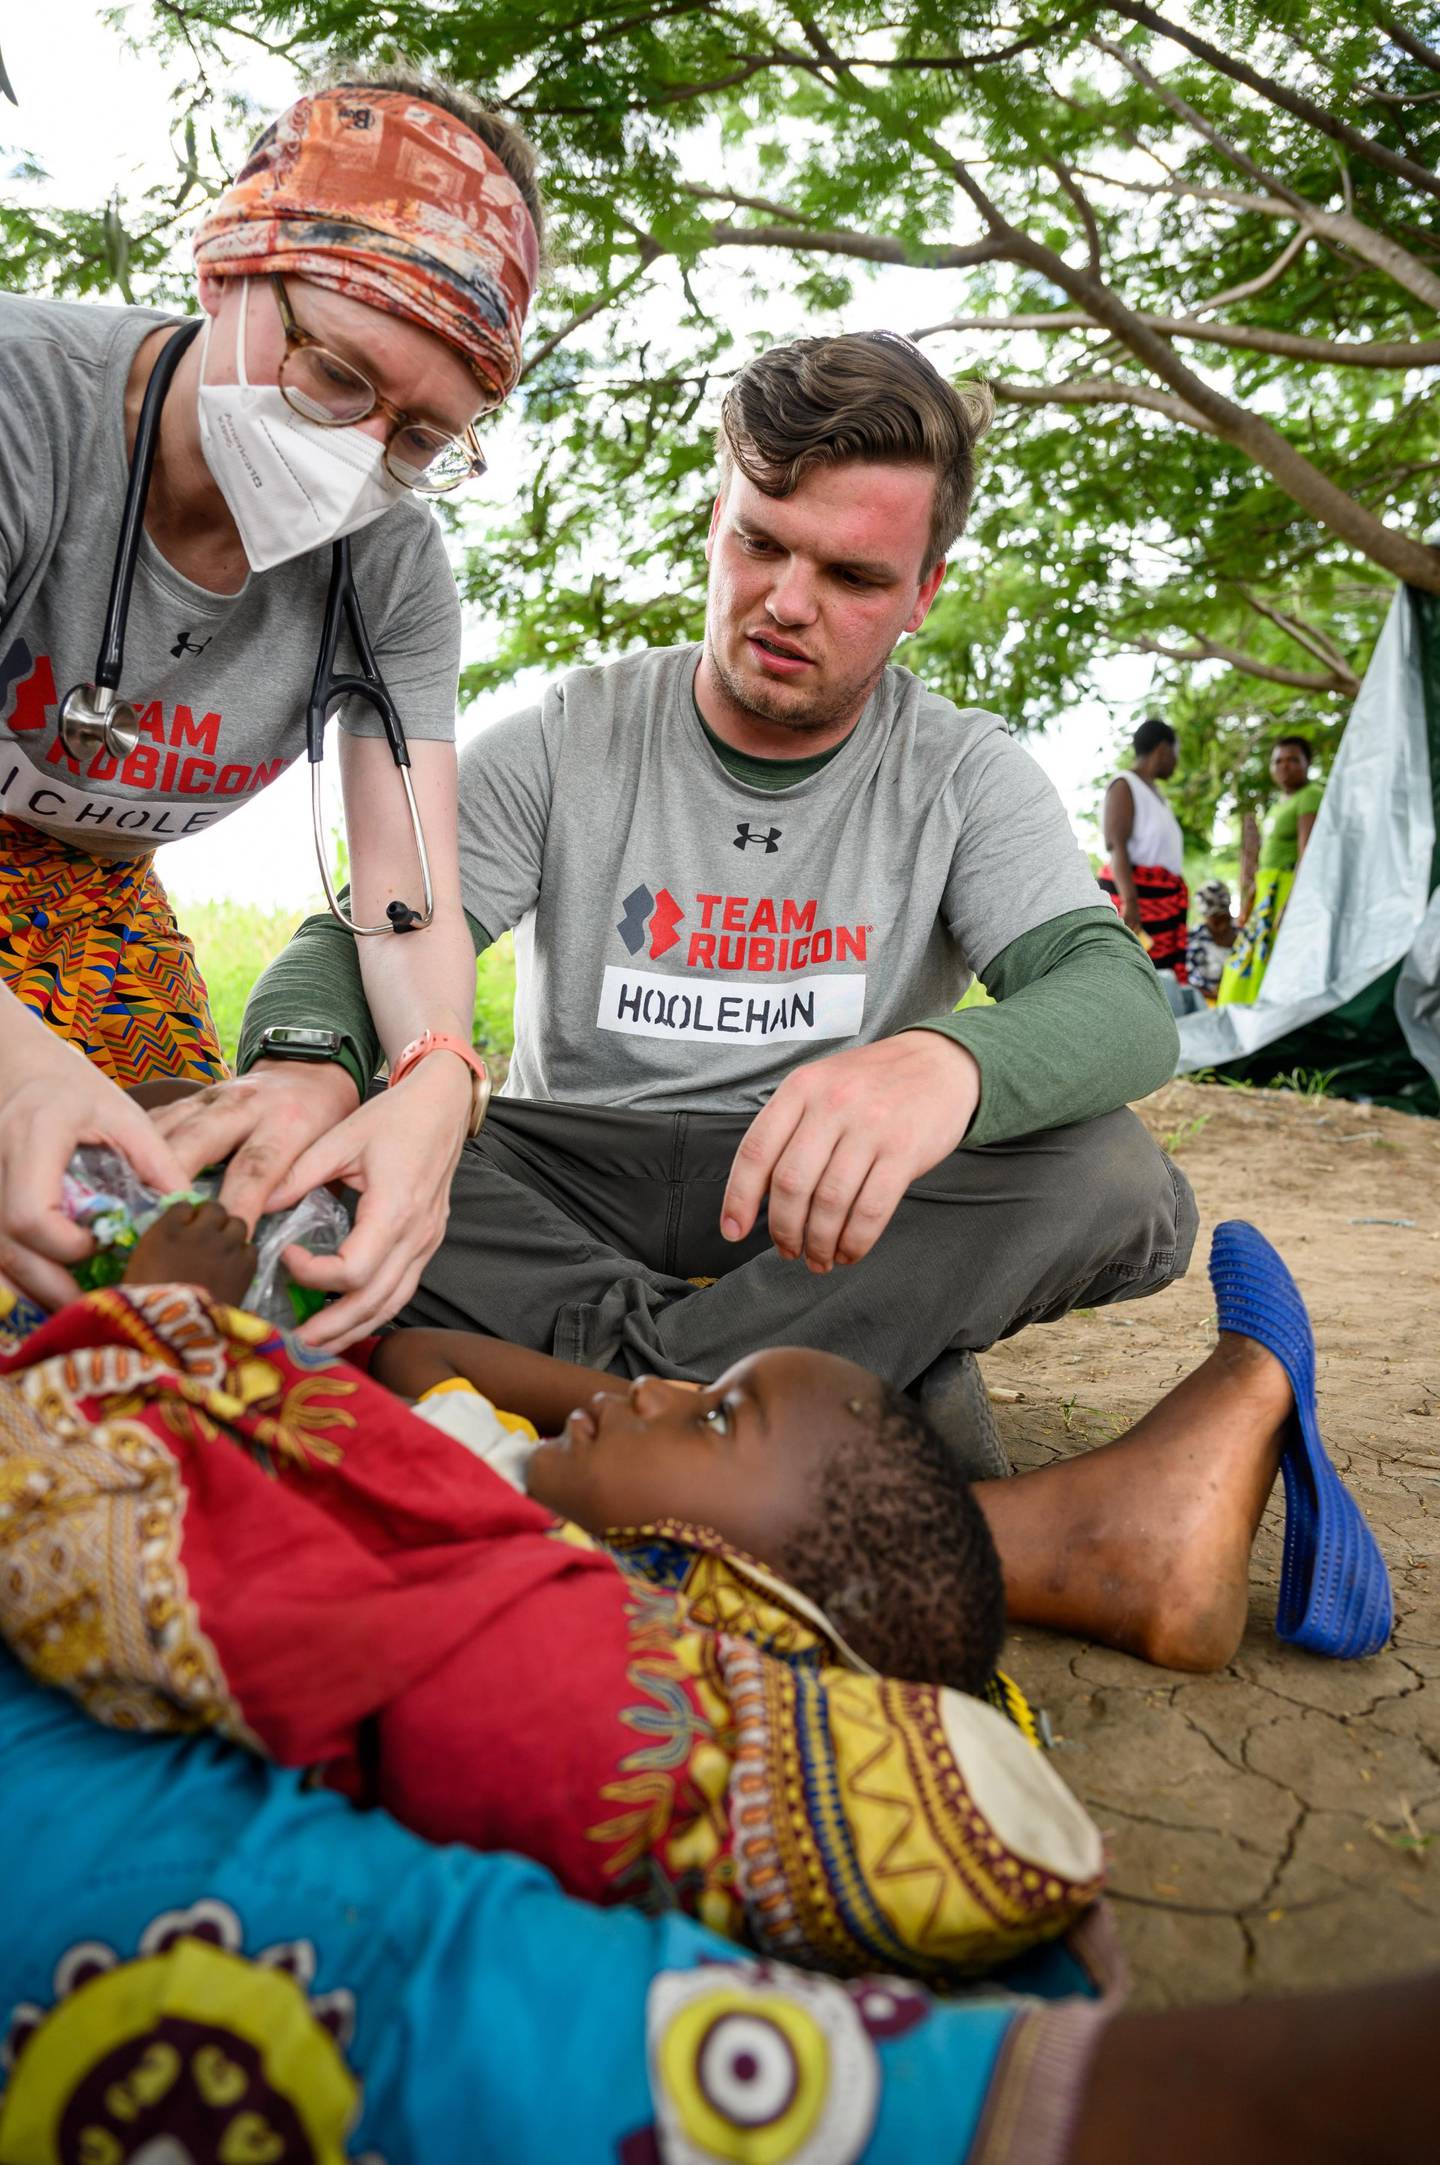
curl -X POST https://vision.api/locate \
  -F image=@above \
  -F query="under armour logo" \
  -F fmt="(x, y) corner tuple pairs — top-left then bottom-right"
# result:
(169, 630), (211, 659)
(734, 822), (782, 854)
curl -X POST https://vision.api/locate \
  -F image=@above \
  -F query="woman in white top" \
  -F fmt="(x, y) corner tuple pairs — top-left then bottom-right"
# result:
(1099, 717), (1190, 985)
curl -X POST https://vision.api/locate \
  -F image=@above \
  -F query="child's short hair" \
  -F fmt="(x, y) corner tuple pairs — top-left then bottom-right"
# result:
(776, 1383), (1005, 1693)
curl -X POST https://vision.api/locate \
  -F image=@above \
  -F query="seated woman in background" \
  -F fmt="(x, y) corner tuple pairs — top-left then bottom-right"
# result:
(1186, 878), (1238, 1003)
(1218, 736), (1324, 1006)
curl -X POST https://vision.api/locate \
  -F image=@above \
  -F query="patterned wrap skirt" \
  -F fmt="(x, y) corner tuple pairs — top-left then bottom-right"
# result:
(0, 816), (225, 1085)
(1099, 859), (1190, 982)
(1216, 866), (1296, 1007)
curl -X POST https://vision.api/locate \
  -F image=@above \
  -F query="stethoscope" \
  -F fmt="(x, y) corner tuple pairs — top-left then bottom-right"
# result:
(59, 319), (433, 936)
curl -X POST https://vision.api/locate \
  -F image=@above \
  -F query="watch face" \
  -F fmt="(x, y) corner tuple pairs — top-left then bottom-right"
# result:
(260, 1027), (343, 1060)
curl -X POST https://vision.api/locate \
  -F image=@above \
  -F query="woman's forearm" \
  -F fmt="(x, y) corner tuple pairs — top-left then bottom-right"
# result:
(356, 900), (477, 1066)
(1108, 838), (1138, 904)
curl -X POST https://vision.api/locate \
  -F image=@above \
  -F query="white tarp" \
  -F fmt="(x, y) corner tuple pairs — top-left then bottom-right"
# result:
(1176, 590), (1436, 1074)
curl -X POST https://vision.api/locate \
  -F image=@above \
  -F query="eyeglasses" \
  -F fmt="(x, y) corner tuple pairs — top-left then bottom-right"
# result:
(270, 275), (493, 495)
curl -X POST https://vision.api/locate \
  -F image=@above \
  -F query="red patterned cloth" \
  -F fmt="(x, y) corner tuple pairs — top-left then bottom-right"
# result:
(193, 86), (538, 400)
(1099, 859), (1190, 981)
(0, 1288), (1104, 1982)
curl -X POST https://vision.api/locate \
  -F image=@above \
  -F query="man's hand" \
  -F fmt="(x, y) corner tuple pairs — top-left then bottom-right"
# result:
(720, 1032), (981, 1273)
(1119, 892), (1144, 936)
(151, 1061), (362, 1233)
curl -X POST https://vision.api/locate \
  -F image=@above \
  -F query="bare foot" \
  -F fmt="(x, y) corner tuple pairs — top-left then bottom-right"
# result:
(976, 1331), (1294, 1672)
(124, 1200), (256, 1307)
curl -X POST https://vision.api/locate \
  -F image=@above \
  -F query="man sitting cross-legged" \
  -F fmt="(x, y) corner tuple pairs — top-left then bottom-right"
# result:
(171, 330), (1197, 1482)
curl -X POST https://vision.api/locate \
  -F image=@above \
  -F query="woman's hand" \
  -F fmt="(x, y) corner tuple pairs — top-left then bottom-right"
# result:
(257, 1053), (474, 1351)
(0, 998), (190, 1307)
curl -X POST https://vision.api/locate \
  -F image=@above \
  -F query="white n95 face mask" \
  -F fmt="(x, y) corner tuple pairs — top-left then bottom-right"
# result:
(196, 279), (406, 576)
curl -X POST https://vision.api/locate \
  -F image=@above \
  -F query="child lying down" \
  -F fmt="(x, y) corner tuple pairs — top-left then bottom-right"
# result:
(0, 1199), (1388, 1991)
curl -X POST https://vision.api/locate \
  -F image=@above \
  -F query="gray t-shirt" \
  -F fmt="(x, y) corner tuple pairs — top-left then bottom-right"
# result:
(459, 645), (1103, 1112)
(0, 292), (459, 859)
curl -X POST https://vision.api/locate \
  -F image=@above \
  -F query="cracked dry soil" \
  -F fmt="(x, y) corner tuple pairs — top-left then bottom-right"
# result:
(987, 1078), (1440, 2007)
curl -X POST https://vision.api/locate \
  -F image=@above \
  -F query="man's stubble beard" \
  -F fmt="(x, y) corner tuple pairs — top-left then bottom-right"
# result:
(705, 629), (888, 738)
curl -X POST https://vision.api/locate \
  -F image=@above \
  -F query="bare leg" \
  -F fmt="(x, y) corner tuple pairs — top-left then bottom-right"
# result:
(1069, 1972), (1440, 2165)
(976, 1334), (1293, 1671)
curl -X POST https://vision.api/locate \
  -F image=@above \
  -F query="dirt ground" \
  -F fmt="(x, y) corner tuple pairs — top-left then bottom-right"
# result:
(987, 1078), (1440, 2007)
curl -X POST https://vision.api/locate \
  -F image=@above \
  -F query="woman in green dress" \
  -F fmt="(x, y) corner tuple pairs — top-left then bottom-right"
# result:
(1217, 735), (1324, 1006)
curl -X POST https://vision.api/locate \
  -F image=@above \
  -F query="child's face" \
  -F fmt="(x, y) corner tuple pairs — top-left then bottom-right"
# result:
(526, 1346), (882, 1556)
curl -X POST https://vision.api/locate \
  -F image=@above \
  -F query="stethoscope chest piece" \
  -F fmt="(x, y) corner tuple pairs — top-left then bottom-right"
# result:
(58, 683), (141, 763)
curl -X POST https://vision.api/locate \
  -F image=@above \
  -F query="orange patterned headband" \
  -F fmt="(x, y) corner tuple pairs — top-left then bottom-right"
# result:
(192, 86), (539, 400)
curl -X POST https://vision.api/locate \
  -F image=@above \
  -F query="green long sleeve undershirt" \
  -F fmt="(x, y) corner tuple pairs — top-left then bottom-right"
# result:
(237, 890), (1177, 1150)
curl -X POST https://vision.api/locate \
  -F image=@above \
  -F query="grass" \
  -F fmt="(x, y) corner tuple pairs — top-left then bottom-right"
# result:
(187, 902), (303, 1065)
(185, 901), (518, 1069)
(1162, 1112), (1213, 1154)
(1267, 1065), (1342, 1098)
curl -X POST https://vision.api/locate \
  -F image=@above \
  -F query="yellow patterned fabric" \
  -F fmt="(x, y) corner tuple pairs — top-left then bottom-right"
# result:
(603, 1519), (877, 1672)
(1, 816), (226, 1084)
(718, 1637), (1101, 1980)
(606, 1519), (1044, 1744)
(0, 1307), (251, 1743)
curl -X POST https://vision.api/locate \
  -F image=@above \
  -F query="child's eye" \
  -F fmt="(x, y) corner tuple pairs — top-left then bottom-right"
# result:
(701, 1401), (732, 1435)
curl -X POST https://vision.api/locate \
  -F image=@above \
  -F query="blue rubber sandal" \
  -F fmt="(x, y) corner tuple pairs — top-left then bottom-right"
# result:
(1209, 1220), (1393, 1660)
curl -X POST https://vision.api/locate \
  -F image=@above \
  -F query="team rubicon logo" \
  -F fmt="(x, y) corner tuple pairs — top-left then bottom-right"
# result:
(615, 883), (867, 972)
(606, 882), (872, 1043)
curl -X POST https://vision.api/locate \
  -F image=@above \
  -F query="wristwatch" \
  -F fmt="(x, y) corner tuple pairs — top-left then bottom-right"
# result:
(256, 1025), (346, 1064)
(388, 1031), (491, 1139)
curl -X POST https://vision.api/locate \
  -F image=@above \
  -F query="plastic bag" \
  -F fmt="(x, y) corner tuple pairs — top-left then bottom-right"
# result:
(63, 1144), (351, 1328)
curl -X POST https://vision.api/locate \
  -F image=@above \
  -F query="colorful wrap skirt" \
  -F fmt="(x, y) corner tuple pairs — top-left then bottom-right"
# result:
(0, 1286), (1105, 1996)
(1099, 859), (1190, 981)
(0, 816), (225, 1084)
(1216, 866), (1296, 1007)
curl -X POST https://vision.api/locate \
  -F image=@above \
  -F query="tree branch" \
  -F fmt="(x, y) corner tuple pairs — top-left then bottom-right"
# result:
(1047, 159), (1102, 273)
(1094, 38), (1440, 313)
(522, 256), (660, 378)
(991, 378), (1220, 433)
(910, 311), (1440, 369)
(1234, 589), (1360, 689)
(1375, 12), (1440, 78)
(1131, 632), (1356, 693)
(755, 11), (1440, 593)
(1071, 167), (1297, 217)
(677, 180), (828, 227)
(1190, 225), (1310, 317)
(1108, 1), (1440, 203)
(706, 221), (1008, 270)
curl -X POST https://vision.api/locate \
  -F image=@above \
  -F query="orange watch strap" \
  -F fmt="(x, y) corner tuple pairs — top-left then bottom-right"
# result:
(388, 1032), (491, 1137)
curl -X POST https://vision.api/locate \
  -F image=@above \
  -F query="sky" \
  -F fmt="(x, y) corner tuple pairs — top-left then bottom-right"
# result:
(2, 1), (1155, 910)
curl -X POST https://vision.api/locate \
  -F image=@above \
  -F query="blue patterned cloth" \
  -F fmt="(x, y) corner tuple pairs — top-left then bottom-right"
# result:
(0, 1650), (1104, 2162)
